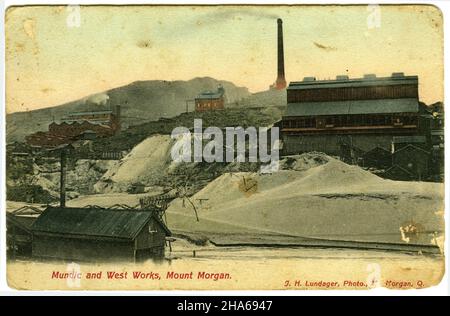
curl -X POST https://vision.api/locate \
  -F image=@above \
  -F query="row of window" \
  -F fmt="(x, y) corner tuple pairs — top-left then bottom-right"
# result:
(287, 85), (418, 103)
(196, 102), (223, 110)
(283, 115), (419, 129)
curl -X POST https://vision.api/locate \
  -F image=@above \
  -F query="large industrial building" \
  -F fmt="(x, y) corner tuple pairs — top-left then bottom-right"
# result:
(279, 72), (445, 180)
(25, 105), (121, 148)
(281, 73), (428, 155)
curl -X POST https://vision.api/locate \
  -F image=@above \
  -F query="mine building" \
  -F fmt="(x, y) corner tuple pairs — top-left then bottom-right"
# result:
(385, 145), (430, 181)
(6, 206), (44, 259)
(281, 73), (430, 156)
(360, 146), (392, 169)
(25, 105), (121, 148)
(392, 135), (427, 152)
(195, 85), (225, 112)
(31, 206), (171, 262)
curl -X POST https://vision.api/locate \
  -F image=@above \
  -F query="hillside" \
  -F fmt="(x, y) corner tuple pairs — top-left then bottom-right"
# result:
(6, 77), (250, 142)
(89, 106), (285, 152)
(231, 89), (286, 108)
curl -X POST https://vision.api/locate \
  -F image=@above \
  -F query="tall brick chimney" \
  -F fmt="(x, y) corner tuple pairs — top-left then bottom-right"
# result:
(275, 18), (287, 90)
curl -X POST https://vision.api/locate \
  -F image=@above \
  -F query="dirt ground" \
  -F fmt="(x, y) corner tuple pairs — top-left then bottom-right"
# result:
(7, 243), (445, 290)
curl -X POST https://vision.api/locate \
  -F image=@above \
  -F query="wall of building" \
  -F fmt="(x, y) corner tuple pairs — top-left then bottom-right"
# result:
(25, 132), (70, 148)
(282, 114), (419, 130)
(134, 219), (166, 259)
(287, 84), (418, 103)
(195, 98), (224, 112)
(392, 146), (430, 180)
(32, 235), (135, 261)
(282, 133), (395, 156)
(49, 122), (114, 138)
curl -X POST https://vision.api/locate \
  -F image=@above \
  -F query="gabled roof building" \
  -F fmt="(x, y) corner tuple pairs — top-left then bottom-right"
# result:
(281, 73), (430, 156)
(31, 206), (171, 262)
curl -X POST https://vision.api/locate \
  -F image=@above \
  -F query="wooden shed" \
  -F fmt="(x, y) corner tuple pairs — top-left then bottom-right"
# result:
(6, 206), (43, 259)
(31, 206), (171, 262)
(391, 144), (430, 180)
(361, 146), (392, 169)
(384, 165), (416, 181)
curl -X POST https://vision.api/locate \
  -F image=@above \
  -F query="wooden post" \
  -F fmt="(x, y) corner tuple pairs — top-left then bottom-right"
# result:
(11, 226), (16, 260)
(60, 149), (66, 208)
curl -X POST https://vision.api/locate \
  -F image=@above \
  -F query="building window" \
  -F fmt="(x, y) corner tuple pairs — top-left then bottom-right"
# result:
(325, 117), (334, 125)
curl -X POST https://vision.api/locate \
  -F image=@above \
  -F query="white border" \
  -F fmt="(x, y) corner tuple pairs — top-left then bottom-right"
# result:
(0, 0), (448, 296)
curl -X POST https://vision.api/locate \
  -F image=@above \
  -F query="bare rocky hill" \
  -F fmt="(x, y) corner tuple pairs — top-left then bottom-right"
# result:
(6, 77), (250, 142)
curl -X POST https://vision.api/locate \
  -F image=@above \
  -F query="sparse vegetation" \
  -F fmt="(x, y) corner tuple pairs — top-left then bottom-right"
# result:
(89, 106), (284, 152)
(6, 184), (56, 204)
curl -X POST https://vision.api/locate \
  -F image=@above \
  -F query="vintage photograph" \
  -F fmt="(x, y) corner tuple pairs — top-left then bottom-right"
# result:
(4, 4), (445, 290)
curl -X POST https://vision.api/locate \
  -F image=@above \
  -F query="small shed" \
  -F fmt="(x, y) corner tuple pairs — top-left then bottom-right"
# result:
(391, 144), (430, 180)
(361, 146), (392, 169)
(31, 206), (171, 262)
(6, 206), (43, 258)
(384, 165), (415, 181)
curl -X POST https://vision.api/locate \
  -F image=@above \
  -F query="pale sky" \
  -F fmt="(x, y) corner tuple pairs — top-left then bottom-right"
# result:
(5, 5), (444, 113)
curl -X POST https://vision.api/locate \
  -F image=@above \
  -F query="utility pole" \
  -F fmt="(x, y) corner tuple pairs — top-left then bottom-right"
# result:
(185, 99), (195, 113)
(60, 148), (66, 207)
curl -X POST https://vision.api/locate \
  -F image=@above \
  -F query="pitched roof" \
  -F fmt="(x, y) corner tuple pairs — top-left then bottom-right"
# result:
(67, 110), (113, 116)
(284, 98), (419, 116)
(195, 88), (225, 100)
(392, 144), (430, 156)
(385, 165), (415, 178)
(32, 207), (170, 240)
(6, 213), (37, 233)
(362, 146), (391, 157)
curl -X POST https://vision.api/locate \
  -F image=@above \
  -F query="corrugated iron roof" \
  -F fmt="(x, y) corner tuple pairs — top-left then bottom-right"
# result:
(362, 146), (391, 157)
(195, 92), (223, 100)
(32, 207), (170, 240)
(67, 110), (113, 116)
(284, 98), (419, 116)
(288, 75), (418, 90)
(392, 144), (430, 155)
(6, 213), (37, 233)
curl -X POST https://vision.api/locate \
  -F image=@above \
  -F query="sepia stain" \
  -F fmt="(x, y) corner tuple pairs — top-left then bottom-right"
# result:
(41, 88), (55, 94)
(238, 176), (258, 197)
(137, 39), (153, 49)
(400, 267), (412, 271)
(23, 18), (36, 40)
(15, 42), (25, 53)
(313, 41), (337, 52)
(52, 6), (65, 15)
(411, 4), (443, 32)
(399, 221), (424, 244)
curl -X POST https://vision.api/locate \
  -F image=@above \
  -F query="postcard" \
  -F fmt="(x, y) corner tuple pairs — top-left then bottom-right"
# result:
(4, 4), (445, 290)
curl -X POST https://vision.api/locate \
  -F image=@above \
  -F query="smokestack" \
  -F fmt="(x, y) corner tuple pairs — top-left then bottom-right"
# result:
(275, 18), (287, 90)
